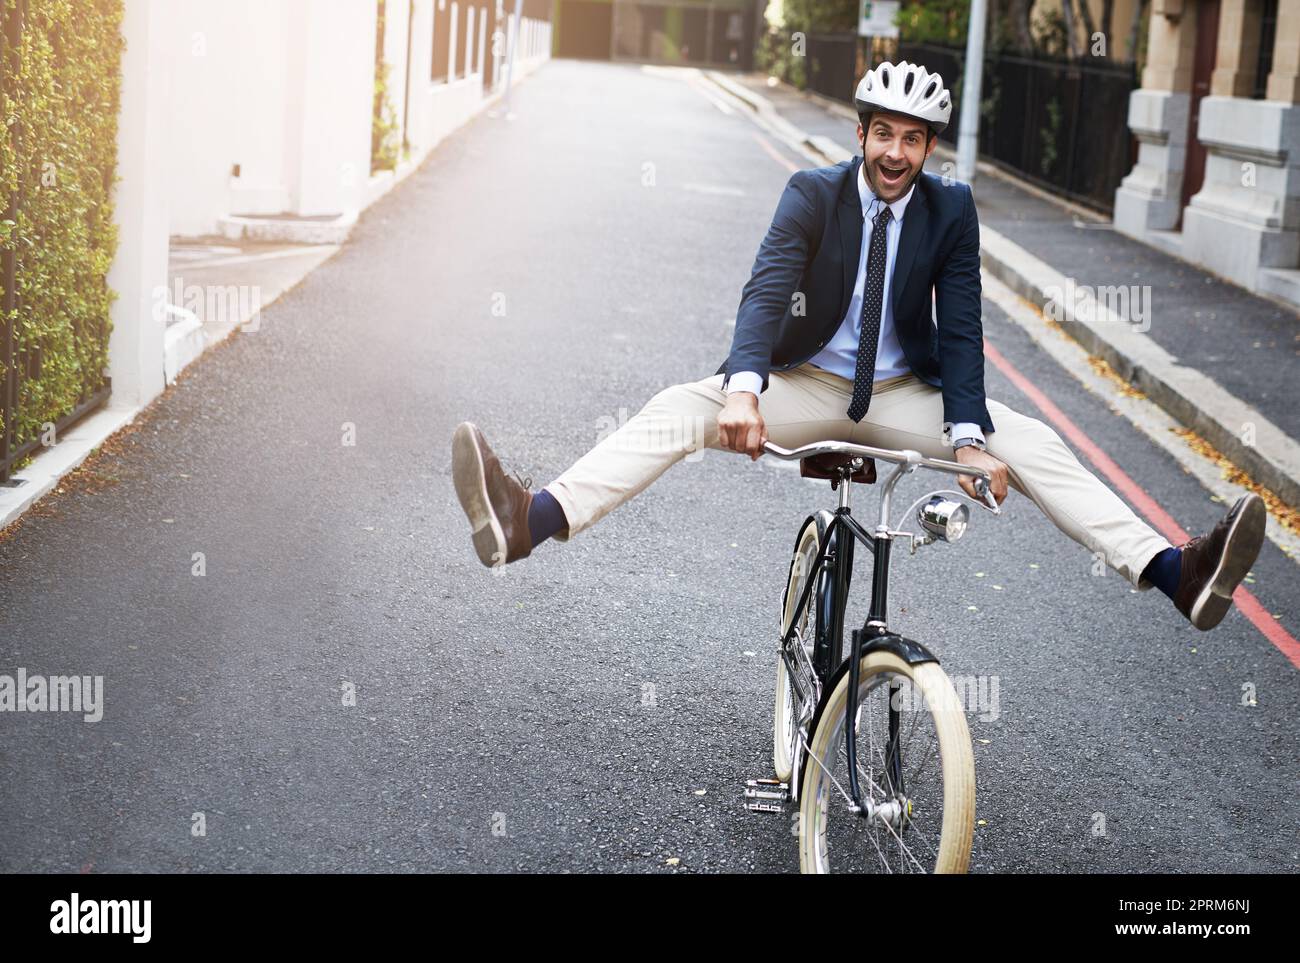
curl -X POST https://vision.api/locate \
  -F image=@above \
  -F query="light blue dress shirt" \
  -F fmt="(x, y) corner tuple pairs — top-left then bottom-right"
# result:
(727, 167), (985, 446)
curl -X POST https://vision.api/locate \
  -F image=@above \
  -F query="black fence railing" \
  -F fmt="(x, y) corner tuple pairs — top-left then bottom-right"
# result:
(609, 1), (755, 69)
(1, 0), (26, 484)
(900, 41), (1137, 212)
(897, 42), (960, 146)
(806, 33), (857, 105)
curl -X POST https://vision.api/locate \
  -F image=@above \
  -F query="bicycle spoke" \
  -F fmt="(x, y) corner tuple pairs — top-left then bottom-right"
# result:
(809, 670), (947, 873)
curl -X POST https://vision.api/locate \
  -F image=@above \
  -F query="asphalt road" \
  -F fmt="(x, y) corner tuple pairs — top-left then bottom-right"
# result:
(1, 60), (1296, 873)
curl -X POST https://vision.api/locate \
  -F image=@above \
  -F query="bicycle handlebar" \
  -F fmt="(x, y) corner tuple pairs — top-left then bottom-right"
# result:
(761, 439), (1001, 516)
(761, 440), (991, 482)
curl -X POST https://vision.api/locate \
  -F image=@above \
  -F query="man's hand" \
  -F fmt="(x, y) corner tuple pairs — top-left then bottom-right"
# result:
(718, 392), (768, 461)
(954, 445), (1009, 506)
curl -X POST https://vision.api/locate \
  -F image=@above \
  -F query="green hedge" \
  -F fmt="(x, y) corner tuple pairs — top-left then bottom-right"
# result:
(371, 0), (400, 174)
(0, 0), (123, 452)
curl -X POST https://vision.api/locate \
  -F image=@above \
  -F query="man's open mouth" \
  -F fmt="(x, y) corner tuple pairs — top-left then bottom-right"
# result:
(877, 162), (909, 188)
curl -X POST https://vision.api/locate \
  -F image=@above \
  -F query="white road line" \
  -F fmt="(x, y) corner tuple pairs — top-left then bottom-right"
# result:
(683, 182), (746, 197)
(169, 245), (339, 272)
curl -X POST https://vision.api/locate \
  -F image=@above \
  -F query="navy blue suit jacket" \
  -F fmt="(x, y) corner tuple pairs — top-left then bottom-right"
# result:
(718, 156), (995, 434)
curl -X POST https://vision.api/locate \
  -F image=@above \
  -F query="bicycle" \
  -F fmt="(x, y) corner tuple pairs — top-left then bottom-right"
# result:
(743, 439), (1002, 873)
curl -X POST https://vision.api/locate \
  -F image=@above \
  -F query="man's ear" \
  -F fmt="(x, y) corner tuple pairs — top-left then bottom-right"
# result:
(856, 122), (865, 152)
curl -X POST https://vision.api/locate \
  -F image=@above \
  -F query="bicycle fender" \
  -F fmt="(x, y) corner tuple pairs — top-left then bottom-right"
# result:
(797, 630), (944, 794)
(808, 632), (942, 741)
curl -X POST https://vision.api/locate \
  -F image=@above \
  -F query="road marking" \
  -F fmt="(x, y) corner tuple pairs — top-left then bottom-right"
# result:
(982, 335), (1300, 669)
(984, 271), (1300, 562)
(751, 132), (799, 174)
(169, 245), (339, 272)
(684, 72), (735, 115)
(682, 183), (746, 197)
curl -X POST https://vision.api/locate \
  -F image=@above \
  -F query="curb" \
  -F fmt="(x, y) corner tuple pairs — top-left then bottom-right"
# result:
(705, 72), (848, 167)
(0, 405), (141, 532)
(980, 229), (1300, 511)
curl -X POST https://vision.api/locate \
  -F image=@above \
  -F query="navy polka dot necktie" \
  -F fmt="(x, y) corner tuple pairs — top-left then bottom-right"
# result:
(847, 204), (893, 423)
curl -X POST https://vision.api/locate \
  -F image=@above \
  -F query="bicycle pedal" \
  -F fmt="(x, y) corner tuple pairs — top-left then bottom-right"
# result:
(743, 779), (789, 813)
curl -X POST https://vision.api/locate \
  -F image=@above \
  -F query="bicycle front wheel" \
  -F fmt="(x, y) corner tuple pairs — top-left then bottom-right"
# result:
(798, 650), (975, 874)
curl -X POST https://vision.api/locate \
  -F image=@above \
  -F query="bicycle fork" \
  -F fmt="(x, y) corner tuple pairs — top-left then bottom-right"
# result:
(844, 535), (904, 815)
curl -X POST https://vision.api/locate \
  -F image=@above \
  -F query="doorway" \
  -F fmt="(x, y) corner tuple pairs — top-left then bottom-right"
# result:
(1180, 0), (1220, 221)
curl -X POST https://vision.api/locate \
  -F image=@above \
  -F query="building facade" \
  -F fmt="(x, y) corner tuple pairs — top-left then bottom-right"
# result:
(1114, 0), (1299, 308)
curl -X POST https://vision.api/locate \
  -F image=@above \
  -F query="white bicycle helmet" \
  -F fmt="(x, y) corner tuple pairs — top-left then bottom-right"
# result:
(853, 60), (952, 135)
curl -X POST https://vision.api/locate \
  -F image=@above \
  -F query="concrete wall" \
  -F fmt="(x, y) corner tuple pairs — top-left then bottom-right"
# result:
(166, 0), (376, 236)
(162, 0), (554, 235)
(166, 0), (295, 236)
(1115, 0), (1300, 307)
(109, 0), (553, 424)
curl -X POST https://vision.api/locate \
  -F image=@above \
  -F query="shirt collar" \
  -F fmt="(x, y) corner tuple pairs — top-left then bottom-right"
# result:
(857, 164), (914, 224)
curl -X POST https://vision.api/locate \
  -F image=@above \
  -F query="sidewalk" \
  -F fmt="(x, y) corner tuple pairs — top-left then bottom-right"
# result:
(709, 71), (1300, 511)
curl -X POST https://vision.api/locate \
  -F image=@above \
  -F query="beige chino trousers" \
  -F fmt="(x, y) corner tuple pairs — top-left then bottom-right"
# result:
(545, 363), (1172, 589)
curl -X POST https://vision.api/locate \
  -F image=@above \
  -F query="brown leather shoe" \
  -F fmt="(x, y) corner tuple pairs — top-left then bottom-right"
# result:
(451, 422), (535, 568)
(1173, 493), (1266, 631)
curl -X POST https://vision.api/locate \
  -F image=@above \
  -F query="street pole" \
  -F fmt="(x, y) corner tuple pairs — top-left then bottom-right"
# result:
(956, 0), (987, 185)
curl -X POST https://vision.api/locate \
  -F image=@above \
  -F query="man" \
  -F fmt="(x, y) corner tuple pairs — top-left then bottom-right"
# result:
(451, 60), (1265, 632)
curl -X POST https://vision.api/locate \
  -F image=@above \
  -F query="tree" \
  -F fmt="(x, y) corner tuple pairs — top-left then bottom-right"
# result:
(1008, 0), (1035, 52)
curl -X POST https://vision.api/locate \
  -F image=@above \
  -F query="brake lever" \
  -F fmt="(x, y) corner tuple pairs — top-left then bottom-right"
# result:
(973, 476), (1002, 515)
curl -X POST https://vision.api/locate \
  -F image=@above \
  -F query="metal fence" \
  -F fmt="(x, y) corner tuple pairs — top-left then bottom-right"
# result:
(900, 41), (1137, 212)
(806, 33), (857, 105)
(610, 1), (754, 69)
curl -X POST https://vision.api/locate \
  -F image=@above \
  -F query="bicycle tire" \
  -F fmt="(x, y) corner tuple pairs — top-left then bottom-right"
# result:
(773, 514), (824, 783)
(798, 650), (975, 873)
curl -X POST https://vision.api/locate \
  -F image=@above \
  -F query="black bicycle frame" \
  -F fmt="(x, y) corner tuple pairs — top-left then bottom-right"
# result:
(781, 471), (910, 816)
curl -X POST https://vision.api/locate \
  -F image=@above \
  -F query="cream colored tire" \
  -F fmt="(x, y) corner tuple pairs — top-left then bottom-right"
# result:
(798, 651), (975, 874)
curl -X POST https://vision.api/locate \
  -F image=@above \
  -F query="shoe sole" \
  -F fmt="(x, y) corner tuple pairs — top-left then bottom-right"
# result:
(1189, 493), (1266, 631)
(451, 422), (507, 569)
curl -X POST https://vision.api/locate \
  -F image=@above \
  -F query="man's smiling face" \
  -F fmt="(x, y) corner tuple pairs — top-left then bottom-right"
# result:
(858, 111), (937, 202)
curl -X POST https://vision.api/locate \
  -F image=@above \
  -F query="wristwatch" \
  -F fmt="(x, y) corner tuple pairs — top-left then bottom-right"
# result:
(952, 436), (986, 453)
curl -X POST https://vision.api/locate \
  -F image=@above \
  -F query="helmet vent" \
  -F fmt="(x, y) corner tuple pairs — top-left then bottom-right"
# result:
(925, 80), (937, 99)
(880, 66), (890, 87)
(903, 71), (914, 95)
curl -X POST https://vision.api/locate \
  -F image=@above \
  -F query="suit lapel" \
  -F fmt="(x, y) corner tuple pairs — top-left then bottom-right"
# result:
(837, 156), (864, 321)
(891, 178), (929, 315)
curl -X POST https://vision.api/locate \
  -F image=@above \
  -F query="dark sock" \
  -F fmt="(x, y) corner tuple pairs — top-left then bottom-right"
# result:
(527, 488), (569, 548)
(1141, 546), (1183, 600)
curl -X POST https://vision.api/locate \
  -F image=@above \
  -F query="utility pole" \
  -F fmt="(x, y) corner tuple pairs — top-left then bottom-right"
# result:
(956, 0), (987, 184)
